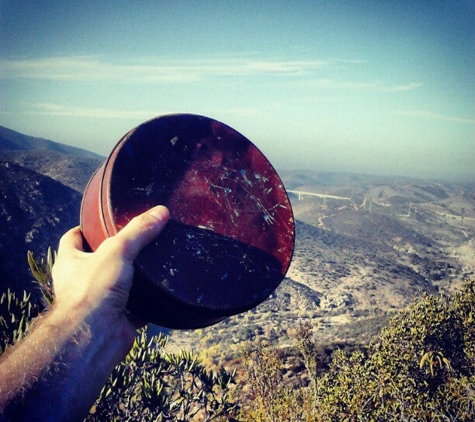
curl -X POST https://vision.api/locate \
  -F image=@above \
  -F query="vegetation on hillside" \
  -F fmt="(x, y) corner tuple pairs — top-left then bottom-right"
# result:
(238, 281), (475, 421)
(1, 249), (473, 420)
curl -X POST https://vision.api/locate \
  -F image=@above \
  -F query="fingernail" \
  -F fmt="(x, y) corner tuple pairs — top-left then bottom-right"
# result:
(148, 205), (170, 222)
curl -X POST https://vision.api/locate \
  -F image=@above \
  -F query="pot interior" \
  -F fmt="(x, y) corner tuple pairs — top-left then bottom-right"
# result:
(105, 114), (295, 321)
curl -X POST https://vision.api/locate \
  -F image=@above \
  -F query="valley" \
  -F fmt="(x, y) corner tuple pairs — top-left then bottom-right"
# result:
(1, 125), (474, 367)
(165, 172), (475, 361)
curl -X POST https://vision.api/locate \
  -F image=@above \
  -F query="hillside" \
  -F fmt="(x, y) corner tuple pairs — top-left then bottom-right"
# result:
(0, 162), (82, 296)
(0, 126), (103, 297)
(0, 125), (102, 160)
(0, 125), (103, 192)
(0, 126), (474, 356)
(166, 171), (475, 355)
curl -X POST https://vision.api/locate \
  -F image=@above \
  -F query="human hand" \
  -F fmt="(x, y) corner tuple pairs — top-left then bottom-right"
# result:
(0, 206), (170, 420)
(52, 205), (170, 340)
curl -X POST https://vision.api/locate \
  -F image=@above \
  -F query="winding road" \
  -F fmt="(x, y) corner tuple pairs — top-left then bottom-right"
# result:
(287, 190), (358, 209)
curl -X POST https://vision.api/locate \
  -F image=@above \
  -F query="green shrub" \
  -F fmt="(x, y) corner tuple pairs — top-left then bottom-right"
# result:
(3, 248), (474, 421)
(239, 340), (313, 422)
(0, 289), (41, 355)
(88, 329), (237, 422)
(0, 249), (54, 354)
(313, 281), (475, 421)
(237, 282), (475, 421)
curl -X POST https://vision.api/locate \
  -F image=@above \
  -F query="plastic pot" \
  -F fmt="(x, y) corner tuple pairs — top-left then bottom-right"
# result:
(80, 114), (294, 328)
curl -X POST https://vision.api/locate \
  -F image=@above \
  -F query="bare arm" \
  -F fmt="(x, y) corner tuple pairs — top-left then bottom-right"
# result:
(0, 205), (170, 422)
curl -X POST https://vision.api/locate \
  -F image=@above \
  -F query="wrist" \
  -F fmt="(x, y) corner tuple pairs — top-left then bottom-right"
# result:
(52, 299), (135, 356)
(0, 304), (135, 421)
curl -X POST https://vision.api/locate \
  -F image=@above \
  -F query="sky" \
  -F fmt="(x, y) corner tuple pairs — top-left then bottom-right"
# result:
(0, 0), (474, 181)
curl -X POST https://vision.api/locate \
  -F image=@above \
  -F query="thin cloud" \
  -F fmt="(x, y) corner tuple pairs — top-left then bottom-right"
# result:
(1, 55), (417, 96)
(387, 82), (423, 92)
(211, 108), (261, 116)
(19, 102), (261, 120)
(1, 56), (201, 83)
(401, 110), (475, 124)
(289, 79), (422, 92)
(289, 78), (382, 90)
(27, 102), (161, 120)
(0, 55), (333, 83)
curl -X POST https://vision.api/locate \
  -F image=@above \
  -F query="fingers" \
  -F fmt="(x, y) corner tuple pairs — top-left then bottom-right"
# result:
(57, 226), (84, 255)
(110, 205), (170, 262)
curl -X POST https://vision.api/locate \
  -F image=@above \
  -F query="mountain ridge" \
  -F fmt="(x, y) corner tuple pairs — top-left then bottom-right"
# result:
(0, 125), (103, 160)
(0, 126), (103, 297)
(0, 125), (104, 193)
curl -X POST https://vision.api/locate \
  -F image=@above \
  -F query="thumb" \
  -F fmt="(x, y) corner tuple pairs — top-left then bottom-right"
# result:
(113, 205), (170, 262)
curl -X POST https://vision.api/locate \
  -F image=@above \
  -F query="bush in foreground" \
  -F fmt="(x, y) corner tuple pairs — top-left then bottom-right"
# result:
(239, 281), (475, 421)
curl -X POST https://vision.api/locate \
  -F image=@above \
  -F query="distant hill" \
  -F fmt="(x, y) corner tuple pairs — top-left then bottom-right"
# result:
(0, 125), (103, 192)
(0, 125), (102, 159)
(0, 126), (103, 298)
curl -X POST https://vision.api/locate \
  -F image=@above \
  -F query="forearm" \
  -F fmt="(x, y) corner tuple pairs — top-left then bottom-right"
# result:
(0, 206), (169, 421)
(0, 304), (134, 422)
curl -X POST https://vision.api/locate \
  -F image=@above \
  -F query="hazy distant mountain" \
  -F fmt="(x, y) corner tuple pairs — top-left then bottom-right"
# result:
(0, 125), (103, 192)
(0, 126), (103, 298)
(0, 125), (102, 159)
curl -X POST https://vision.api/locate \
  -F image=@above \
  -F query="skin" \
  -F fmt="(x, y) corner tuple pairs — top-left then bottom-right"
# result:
(0, 205), (170, 422)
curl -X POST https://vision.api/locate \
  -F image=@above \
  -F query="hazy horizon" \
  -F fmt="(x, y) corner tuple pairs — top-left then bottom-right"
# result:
(1, 1), (473, 182)
(2, 122), (473, 185)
